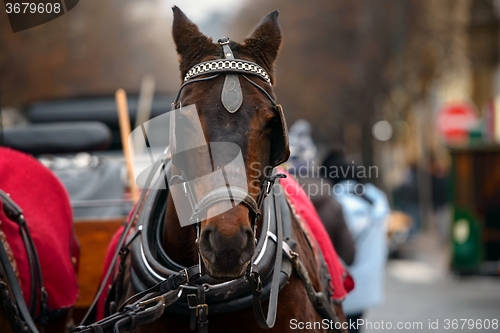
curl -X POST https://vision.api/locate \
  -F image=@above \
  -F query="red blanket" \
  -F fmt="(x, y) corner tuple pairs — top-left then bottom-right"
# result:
(278, 170), (353, 301)
(0, 147), (79, 312)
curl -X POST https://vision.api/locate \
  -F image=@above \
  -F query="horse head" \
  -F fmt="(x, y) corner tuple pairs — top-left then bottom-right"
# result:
(169, 6), (289, 279)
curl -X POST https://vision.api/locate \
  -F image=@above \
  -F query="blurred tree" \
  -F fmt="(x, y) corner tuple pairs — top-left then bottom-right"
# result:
(0, 0), (179, 107)
(231, 0), (397, 168)
(230, 0), (480, 173)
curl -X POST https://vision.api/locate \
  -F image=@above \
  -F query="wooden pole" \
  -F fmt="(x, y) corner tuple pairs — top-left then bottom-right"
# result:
(115, 89), (139, 203)
(134, 74), (156, 155)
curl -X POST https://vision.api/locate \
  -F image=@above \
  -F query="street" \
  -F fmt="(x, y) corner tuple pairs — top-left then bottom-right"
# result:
(364, 233), (500, 333)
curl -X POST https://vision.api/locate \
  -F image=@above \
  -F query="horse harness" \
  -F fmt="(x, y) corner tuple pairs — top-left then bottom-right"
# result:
(0, 189), (48, 333)
(77, 38), (340, 333)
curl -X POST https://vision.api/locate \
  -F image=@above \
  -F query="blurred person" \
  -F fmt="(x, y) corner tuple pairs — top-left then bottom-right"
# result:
(288, 119), (317, 169)
(323, 150), (390, 333)
(297, 175), (356, 265)
(430, 152), (450, 243)
(392, 162), (421, 237)
(287, 120), (355, 264)
(393, 152), (450, 241)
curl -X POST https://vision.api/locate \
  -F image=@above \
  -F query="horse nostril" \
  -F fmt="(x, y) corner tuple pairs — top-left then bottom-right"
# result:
(200, 227), (216, 262)
(239, 227), (255, 265)
(200, 225), (255, 268)
(244, 228), (254, 248)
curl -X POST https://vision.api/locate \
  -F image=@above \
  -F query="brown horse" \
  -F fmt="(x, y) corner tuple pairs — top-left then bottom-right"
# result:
(95, 7), (347, 333)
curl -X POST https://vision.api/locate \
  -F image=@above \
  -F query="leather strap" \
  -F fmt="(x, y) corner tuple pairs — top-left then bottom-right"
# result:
(0, 230), (40, 333)
(76, 264), (201, 333)
(79, 158), (166, 326)
(249, 178), (283, 329)
(0, 189), (47, 329)
(19, 218), (47, 324)
(188, 285), (208, 333)
(255, 173), (286, 214)
(172, 74), (220, 109)
(288, 252), (341, 332)
(75, 288), (179, 333)
(117, 264), (201, 314)
(196, 285), (208, 333)
(219, 37), (243, 113)
(191, 187), (259, 223)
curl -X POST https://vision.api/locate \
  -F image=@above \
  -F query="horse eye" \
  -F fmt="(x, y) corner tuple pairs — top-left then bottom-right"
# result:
(265, 117), (278, 130)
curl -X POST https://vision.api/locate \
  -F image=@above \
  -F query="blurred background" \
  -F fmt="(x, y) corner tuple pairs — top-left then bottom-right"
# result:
(1, 0), (500, 331)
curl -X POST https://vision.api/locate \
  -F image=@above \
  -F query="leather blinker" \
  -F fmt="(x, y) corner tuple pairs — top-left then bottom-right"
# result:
(270, 104), (290, 167)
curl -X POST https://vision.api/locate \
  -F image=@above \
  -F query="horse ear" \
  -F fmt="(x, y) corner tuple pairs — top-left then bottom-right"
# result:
(172, 6), (217, 76)
(243, 11), (282, 72)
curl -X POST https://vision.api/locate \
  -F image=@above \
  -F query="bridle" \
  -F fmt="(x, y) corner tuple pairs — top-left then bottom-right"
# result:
(169, 36), (290, 253)
(173, 37), (289, 170)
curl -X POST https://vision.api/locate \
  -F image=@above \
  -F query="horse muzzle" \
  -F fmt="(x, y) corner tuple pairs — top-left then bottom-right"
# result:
(198, 207), (255, 279)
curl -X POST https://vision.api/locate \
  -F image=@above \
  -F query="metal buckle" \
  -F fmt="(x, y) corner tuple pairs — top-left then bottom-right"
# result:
(249, 271), (263, 293)
(138, 295), (165, 310)
(196, 304), (208, 316)
(218, 37), (229, 45)
(265, 180), (272, 195)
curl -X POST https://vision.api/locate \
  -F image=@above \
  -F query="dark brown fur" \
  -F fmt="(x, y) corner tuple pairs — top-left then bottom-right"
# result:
(115, 7), (347, 332)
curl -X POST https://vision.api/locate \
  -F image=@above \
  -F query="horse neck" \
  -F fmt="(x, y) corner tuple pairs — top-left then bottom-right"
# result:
(161, 195), (198, 267)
